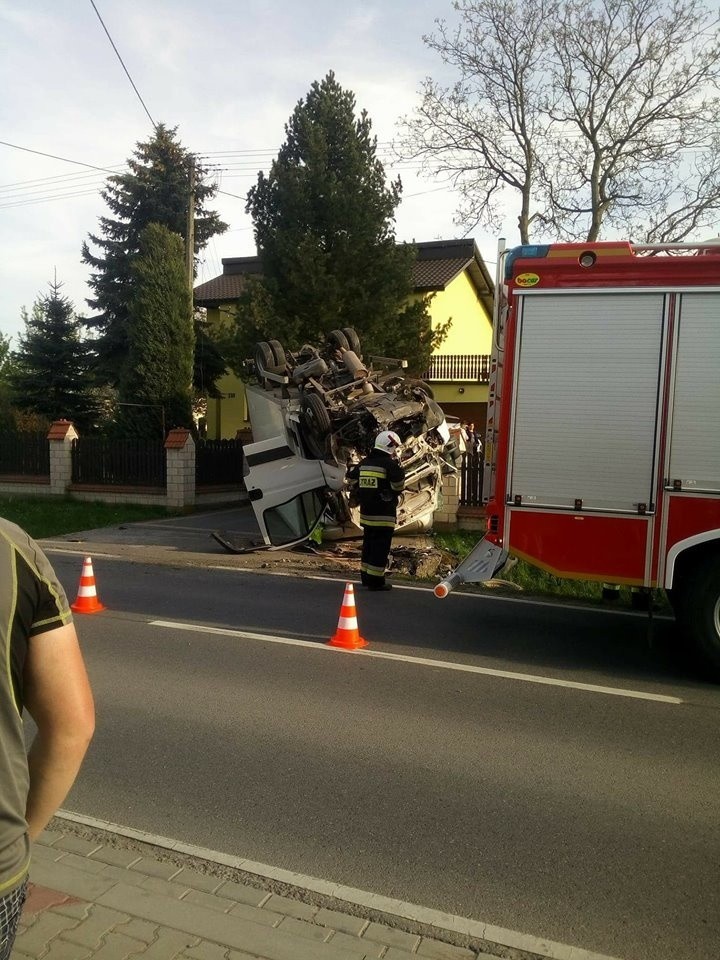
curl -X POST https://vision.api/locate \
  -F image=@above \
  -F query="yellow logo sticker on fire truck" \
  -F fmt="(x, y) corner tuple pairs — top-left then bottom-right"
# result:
(516, 272), (540, 287)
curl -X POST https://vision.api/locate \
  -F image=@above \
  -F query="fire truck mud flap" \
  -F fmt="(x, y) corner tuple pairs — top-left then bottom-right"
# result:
(434, 538), (508, 598)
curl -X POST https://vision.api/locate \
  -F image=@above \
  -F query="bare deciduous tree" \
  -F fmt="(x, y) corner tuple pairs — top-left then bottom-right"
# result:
(400, 0), (720, 243)
(402, 0), (559, 243)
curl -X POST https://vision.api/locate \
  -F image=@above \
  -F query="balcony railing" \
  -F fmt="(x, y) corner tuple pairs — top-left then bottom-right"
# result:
(422, 354), (491, 383)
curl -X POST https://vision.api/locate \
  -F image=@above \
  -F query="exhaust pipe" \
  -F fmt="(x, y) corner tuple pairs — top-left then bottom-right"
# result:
(342, 350), (368, 380)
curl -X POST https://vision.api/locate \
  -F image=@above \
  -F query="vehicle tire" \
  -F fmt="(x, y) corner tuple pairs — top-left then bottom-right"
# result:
(342, 327), (362, 356)
(267, 339), (286, 370)
(381, 375), (403, 395)
(443, 436), (462, 468)
(301, 392), (331, 458)
(674, 552), (720, 679)
(327, 329), (350, 352)
(254, 341), (275, 381)
(406, 378), (435, 400)
(423, 399), (445, 431)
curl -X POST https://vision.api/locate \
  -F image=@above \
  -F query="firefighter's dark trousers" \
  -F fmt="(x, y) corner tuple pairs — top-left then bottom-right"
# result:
(360, 525), (394, 588)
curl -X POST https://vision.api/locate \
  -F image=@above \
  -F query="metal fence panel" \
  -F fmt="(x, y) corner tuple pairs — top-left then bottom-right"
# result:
(459, 452), (484, 507)
(195, 438), (244, 486)
(0, 432), (50, 476)
(71, 438), (166, 487)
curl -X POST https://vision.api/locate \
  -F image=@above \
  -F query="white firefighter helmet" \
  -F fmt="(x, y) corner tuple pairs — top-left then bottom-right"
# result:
(374, 430), (402, 455)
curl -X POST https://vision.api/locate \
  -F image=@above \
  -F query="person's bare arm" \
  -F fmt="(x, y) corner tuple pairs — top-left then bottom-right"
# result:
(23, 622), (95, 839)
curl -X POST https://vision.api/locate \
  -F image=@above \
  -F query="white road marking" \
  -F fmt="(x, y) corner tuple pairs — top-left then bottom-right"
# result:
(43, 550), (671, 621)
(44, 547), (123, 559)
(56, 809), (624, 960)
(149, 619), (683, 704)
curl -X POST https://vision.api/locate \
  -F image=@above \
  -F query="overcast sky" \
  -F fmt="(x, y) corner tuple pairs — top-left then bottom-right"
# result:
(0, 0), (518, 343)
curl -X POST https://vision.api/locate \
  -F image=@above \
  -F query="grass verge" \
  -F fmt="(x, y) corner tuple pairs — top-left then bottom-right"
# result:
(0, 496), (174, 539)
(432, 529), (642, 606)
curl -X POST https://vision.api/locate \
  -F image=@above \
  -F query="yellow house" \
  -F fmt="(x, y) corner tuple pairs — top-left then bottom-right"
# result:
(194, 239), (494, 439)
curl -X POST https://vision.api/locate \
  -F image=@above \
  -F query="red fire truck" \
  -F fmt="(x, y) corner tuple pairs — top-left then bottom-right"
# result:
(435, 240), (720, 676)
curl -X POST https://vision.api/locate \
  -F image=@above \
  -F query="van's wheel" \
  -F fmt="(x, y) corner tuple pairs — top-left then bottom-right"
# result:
(268, 339), (286, 370)
(424, 398), (445, 431)
(408, 379), (435, 400)
(381, 376), (403, 395)
(674, 553), (720, 679)
(342, 327), (362, 356)
(301, 392), (331, 458)
(327, 329), (350, 352)
(254, 341), (275, 382)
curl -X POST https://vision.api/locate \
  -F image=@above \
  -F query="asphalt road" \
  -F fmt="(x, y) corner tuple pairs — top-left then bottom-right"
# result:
(43, 553), (720, 960)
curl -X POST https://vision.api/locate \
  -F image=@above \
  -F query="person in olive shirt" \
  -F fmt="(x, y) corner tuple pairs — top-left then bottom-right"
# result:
(348, 430), (405, 591)
(0, 518), (94, 959)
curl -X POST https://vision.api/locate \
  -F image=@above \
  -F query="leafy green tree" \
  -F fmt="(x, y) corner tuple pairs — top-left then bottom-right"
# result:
(117, 224), (193, 437)
(11, 282), (99, 431)
(229, 72), (445, 375)
(194, 311), (226, 400)
(82, 123), (227, 383)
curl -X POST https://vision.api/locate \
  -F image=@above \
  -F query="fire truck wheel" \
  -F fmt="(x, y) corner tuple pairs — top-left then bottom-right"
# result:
(677, 552), (720, 678)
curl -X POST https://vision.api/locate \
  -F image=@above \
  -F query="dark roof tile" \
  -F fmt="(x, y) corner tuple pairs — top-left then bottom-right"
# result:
(412, 257), (470, 290)
(193, 274), (250, 305)
(195, 239), (493, 308)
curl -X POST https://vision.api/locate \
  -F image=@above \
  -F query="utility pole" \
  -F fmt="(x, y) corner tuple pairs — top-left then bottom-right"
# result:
(186, 157), (195, 294)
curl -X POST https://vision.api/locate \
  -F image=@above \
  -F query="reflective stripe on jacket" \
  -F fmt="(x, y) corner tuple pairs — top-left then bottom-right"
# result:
(348, 449), (405, 527)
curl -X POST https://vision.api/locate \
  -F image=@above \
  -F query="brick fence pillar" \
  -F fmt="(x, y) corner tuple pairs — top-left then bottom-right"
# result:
(165, 428), (195, 509)
(47, 420), (78, 495)
(433, 471), (460, 528)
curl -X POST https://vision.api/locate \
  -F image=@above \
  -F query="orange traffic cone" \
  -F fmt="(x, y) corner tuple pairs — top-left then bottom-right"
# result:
(327, 582), (368, 649)
(71, 556), (106, 614)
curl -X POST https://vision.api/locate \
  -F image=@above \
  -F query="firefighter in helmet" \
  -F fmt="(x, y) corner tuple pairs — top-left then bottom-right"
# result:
(348, 430), (406, 591)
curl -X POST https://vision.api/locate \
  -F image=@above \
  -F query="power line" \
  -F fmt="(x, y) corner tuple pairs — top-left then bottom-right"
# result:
(0, 139), (117, 174)
(0, 179), (107, 203)
(0, 187), (106, 210)
(217, 189), (247, 201)
(0, 166), (124, 193)
(403, 185), (455, 199)
(89, 0), (156, 127)
(196, 142), (396, 157)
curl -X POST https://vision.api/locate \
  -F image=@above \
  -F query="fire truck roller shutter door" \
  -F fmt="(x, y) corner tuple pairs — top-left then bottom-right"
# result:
(509, 292), (665, 512)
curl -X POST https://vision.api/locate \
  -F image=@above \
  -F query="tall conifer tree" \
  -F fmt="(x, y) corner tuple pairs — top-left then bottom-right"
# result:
(230, 72), (445, 374)
(117, 224), (194, 437)
(11, 281), (99, 430)
(82, 124), (227, 384)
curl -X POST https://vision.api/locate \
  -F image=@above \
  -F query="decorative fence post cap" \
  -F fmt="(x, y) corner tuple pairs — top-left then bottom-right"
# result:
(47, 420), (77, 440)
(164, 427), (193, 450)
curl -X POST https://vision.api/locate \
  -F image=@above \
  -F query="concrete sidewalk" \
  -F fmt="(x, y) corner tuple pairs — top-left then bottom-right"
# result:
(14, 822), (503, 960)
(13, 816), (624, 960)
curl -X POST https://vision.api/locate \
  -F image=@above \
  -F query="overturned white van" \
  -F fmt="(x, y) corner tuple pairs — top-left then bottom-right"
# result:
(242, 328), (460, 548)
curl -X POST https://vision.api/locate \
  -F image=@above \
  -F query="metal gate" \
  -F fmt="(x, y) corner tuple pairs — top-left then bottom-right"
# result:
(459, 452), (484, 507)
